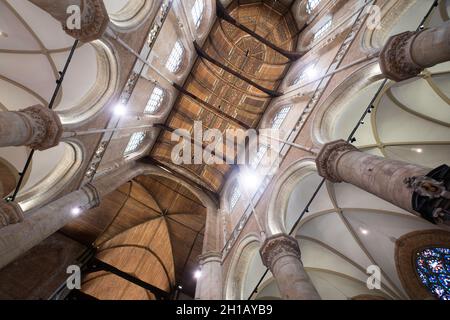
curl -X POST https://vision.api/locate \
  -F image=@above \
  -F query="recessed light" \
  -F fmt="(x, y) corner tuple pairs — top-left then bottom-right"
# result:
(360, 228), (369, 236)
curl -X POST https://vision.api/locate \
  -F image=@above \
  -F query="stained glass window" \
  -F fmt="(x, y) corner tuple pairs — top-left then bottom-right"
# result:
(166, 41), (184, 73)
(191, 0), (205, 29)
(415, 247), (450, 300)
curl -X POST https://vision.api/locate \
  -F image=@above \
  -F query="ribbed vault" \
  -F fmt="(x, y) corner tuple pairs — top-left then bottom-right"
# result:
(62, 176), (207, 299)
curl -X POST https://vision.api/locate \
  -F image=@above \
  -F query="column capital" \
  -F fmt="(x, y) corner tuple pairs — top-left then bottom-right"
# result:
(20, 105), (63, 150)
(198, 251), (222, 265)
(379, 31), (423, 82)
(81, 183), (101, 208)
(260, 234), (301, 269)
(316, 140), (359, 183)
(63, 0), (109, 42)
(0, 201), (24, 229)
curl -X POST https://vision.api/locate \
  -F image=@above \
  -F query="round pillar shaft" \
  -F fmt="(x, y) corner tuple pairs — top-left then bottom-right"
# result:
(380, 21), (450, 81)
(195, 252), (223, 300)
(29, 0), (82, 22)
(412, 21), (450, 68)
(260, 234), (321, 300)
(0, 105), (62, 150)
(0, 162), (135, 270)
(29, 0), (109, 42)
(316, 140), (430, 215)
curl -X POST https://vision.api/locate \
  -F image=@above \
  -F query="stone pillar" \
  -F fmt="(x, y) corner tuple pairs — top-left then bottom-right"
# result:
(0, 202), (24, 229)
(380, 21), (450, 81)
(260, 234), (321, 300)
(0, 162), (18, 199)
(0, 162), (139, 270)
(0, 105), (63, 150)
(315, 140), (438, 218)
(195, 252), (223, 300)
(0, 184), (99, 270)
(29, 0), (109, 42)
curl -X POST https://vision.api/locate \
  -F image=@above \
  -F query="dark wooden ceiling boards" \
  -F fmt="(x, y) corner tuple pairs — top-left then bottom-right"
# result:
(151, 0), (298, 193)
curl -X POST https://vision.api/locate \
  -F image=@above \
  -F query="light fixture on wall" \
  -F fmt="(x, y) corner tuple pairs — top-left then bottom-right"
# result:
(305, 64), (318, 79)
(113, 103), (127, 116)
(411, 148), (423, 154)
(360, 228), (369, 236)
(0, 31), (8, 38)
(71, 207), (82, 217)
(239, 168), (263, 192)
(194, 270), (202, 279)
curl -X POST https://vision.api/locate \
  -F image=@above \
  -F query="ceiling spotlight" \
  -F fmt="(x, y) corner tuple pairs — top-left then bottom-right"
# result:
(113, 103), (127, 116)
(194, 270), (202, 279)
(71, 207), (82, 217)
(177, 285), (183, 290)
(412, 148), (423, 154)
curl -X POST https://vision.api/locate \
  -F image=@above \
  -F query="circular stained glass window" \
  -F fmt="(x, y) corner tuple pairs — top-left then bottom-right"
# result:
(415, 248), (450, 300)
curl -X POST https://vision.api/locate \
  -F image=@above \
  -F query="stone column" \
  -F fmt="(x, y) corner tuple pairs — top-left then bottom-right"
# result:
(315, 140), (450, 225)
(29, 0), (109, 42)
(260, 234), (321, 300)
(195, 252), (223, 300)
(0, 105), (63, 150)
(0, 202), (24, 229)
(0, 162), (18, 199)
(0, 162), (138, 270)
(380, 21), (450, 81)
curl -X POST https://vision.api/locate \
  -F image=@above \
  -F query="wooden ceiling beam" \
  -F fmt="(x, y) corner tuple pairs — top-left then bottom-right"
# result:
(173, 83), (251, 130)
(194, 41), (282, 97)
(85, 258), (171, 300)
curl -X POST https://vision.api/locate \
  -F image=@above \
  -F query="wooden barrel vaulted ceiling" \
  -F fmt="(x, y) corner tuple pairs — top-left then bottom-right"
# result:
(151, 0), (299, 193)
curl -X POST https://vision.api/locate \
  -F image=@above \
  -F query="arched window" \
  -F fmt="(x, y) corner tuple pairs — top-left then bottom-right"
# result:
(230, 185), (241, 210)
(271, 106), (292, 129)
(415, 247), (450, 300)
(306, 0), (321, 14)
(124, 132), (146, 155)
(165, 41), (184, 73)
(191, 0), (205, 29)
(145, 87), (165, 114)
(314, 18), (332, 42)
(250, 145), (269, 169)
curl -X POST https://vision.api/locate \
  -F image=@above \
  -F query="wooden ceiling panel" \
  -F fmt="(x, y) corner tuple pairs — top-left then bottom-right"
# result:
(150, 0), (298, 193)
(69, 174), (208, 299)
